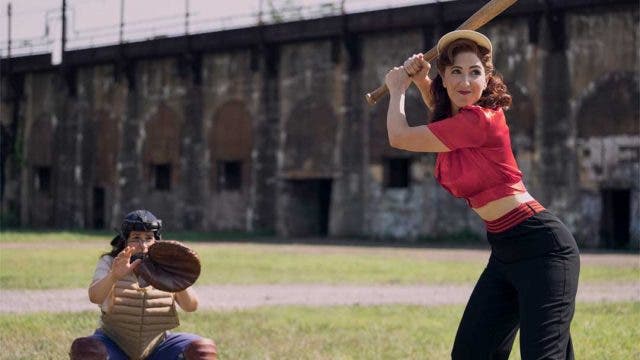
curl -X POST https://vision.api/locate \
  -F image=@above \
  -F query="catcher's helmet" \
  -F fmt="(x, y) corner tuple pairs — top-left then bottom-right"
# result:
(121, 210), (163, 240)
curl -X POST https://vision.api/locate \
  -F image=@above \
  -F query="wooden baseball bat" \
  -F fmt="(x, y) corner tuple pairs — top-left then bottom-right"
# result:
(365, 0), (518, 106)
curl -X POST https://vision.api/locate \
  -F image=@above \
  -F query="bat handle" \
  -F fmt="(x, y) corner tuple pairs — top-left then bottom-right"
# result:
(365, 83), (389, 105)
(365, 48), (437, 106)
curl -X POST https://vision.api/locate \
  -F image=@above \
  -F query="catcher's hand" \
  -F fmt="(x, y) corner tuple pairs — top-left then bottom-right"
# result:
(133, 240), (201, 292)
(111, 246), (141, 280)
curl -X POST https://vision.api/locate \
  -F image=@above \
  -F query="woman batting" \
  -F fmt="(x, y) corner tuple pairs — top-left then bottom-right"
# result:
(385, 30), (580, 360)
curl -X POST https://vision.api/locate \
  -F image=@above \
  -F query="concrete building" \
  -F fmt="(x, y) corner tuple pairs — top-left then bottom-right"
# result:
(1, 0), (638, 248)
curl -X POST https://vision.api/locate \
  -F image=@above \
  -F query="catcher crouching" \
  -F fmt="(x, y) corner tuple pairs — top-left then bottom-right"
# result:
(69, 210), (217, 360)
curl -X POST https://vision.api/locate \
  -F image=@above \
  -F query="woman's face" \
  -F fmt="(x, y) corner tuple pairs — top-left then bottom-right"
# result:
(127, 230), (156, 254)
(442, 51), (487, 114)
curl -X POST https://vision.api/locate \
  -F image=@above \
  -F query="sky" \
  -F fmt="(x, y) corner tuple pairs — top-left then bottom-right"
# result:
(0, 0), (441, 58)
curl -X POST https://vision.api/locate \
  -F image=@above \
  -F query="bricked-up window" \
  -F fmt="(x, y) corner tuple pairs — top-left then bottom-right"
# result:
(34, 166), (51, 193)
(217, 161), (242, 191)
(385, 158), (410, 188)
(153, 164), (172, 191)
(143, 104), (181, 193)
(209, 101), (253, 192)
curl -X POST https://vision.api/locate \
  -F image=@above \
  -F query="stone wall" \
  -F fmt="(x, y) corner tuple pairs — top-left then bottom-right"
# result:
(1, 0), (638, 248)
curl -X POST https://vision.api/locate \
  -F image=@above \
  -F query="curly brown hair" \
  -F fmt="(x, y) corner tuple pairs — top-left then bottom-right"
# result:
(430, 39), (511, 122)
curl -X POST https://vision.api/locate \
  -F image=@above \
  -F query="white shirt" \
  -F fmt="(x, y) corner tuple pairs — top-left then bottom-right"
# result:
(92, 255), (115, 311)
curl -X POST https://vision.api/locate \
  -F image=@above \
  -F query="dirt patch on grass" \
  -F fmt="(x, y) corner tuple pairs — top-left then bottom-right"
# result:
(2, 282), (638, 314)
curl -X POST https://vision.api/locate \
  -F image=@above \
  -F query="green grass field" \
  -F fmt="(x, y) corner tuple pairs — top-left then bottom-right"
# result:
(0, 303), (637, 359)
(0, 231), (638, 359)
(1, 232), (638, 289)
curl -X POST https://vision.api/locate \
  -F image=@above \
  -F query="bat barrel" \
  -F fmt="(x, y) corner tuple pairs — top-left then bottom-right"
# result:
(364, 0), (518, 106)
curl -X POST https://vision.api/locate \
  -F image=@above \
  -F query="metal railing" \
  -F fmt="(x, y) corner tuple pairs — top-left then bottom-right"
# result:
(0, 0), (438, 58)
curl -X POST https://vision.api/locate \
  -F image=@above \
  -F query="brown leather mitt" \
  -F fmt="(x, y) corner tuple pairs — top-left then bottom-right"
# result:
(133, 240), (201, 292)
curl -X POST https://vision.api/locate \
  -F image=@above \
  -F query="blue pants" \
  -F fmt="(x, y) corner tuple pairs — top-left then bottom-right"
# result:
(89, 329), (201, 359)
(452, 211), (580, 360)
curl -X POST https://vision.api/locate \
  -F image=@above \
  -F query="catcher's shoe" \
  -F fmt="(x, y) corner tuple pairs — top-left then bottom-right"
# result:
(69, 337), (108, 360)
(183, 338), (218, 360)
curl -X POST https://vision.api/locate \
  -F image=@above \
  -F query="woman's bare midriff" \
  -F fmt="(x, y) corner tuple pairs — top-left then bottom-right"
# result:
(472, 192), (536, 221)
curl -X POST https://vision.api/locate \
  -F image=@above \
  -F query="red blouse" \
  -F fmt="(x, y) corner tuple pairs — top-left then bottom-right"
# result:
(427, 105), (526, 208)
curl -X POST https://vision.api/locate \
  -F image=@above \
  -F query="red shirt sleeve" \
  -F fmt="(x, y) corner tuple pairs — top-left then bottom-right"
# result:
(427, 105), (491, 150)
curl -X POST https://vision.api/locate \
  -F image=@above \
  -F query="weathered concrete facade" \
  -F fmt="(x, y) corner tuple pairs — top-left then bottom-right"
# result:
(1, 0), (638, 248)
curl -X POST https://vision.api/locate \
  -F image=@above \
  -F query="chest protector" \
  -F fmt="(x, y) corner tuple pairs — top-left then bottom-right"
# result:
(101, 276), (179, 359)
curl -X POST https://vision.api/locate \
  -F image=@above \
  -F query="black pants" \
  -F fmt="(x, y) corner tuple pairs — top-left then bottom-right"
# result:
(452, 211), (580, 360)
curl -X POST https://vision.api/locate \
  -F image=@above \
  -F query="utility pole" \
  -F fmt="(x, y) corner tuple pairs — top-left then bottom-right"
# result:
(61, 0), (67, 63)
(119, 0), (125, 43)
(6, 3), (11, 59)
(185, 0), (190, 35)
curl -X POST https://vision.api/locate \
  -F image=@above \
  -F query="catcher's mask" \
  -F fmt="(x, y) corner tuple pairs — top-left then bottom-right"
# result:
(121, 210), (163, 241)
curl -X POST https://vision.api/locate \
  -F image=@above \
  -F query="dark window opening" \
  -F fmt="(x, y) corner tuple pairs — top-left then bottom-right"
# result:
(153, 164), (172, 191)
(286, 179), (332, 237)
(34, 166), (51, 193)
(217, 161), (242, 191)
(600, 188), (631, 248)
(385, 158), (410, 188)
(317, 179), (332, 236)
(93, 187), (105, 229)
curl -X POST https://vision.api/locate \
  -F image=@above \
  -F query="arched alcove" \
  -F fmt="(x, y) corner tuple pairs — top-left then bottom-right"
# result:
(93, 110), (120, 187)
(208, 100), (253, 192)
(143, 103), (182, 190)
(282, 98), (338, 178)
(27, 113), (55, 227)
(577, 72), (639, 138)
(89, 110), (120, 229)
(573, 72), (640, 248)
(27, 114), (54, 166)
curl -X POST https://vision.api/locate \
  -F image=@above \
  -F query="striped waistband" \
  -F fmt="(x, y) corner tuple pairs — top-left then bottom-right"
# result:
(485, 200), (545, 233)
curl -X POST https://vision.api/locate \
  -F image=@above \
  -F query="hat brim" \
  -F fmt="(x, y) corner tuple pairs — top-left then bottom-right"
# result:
(437, 30), (492, 56)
